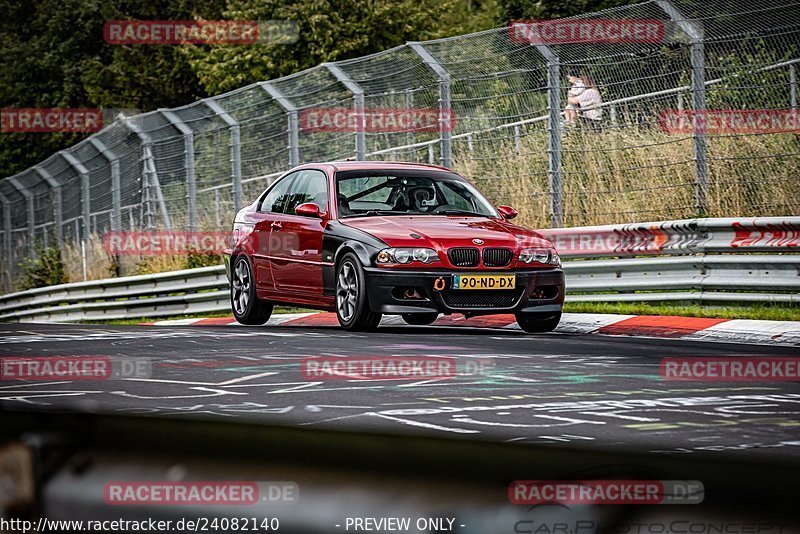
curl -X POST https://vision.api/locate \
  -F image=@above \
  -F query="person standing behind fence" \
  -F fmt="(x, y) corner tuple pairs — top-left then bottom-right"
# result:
(569, 72), (603, 131)
(563, 73), (586, 127)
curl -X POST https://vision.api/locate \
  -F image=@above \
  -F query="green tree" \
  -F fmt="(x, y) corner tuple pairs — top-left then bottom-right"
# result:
(0, 0), (499, 175)
(0, 0), (226, 176)
(181, 0), (499, 95)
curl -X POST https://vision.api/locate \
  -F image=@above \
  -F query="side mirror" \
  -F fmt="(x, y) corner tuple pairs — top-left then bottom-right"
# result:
(497, 205), (518, 220)
(295, 202), (326, 218)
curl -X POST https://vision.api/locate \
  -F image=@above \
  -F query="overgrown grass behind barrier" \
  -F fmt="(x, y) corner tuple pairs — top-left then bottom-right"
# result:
(456, 128), (799, 229)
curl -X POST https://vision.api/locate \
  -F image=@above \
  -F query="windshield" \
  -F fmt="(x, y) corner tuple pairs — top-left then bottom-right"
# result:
(335, 170), (498, 218)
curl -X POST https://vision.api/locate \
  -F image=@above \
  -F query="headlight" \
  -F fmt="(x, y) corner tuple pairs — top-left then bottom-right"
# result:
(376, 247), (439, 265)
(519, 247), (560, 266)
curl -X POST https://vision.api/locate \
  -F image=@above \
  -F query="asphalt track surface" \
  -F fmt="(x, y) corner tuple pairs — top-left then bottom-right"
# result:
(1, 321), (800, 463)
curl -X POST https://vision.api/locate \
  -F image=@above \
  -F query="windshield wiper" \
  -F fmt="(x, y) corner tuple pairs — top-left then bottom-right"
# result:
(432, 209), (486, 217)
(352, 209), (406, 217)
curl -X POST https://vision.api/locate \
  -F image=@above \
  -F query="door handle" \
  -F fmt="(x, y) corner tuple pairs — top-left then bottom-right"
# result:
(271, 221), (282, 230)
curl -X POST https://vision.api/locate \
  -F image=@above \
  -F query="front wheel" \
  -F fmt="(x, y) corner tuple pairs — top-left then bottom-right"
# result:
(402, 313), (438, 326)
(231, 255), (273, 325)
(335, 252), (382, 331)
(515, 311), (561, 333)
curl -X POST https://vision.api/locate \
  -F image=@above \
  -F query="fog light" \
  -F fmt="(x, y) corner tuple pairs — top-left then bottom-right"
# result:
(392, 286), (427, 301)
(529, 286), (558, 300)
(403, 288), (423, 299)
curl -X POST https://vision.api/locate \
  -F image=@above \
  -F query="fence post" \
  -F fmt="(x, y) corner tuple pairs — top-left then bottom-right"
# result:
(408, 42), (453, 168)
(59, 151), (91, 242)
(323, 63), (366, 160)
(405, 88), (415, 147)
(120, 116), (173, 229)
(790, 64), (798, 112)
(525, 41), (563, 228)
(0, 193), (12, 289)
(88, 138), (122, 233)
(34, 166), (63, 246)
(203, 99), (243, 211)
(259, 82), (300, 167)
(655, 0), (707, 216)
(159, 110), (197, 231)
(8, 177), (35, 252)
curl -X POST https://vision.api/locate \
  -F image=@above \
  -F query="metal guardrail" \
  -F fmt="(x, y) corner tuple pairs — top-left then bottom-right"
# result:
(0, 265), (228, 323)
(0, 218), (797, 322)
(567, 255), (799, 304)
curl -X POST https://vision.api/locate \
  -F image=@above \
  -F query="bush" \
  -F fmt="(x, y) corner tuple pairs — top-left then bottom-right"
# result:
(18, 243), (68, 290)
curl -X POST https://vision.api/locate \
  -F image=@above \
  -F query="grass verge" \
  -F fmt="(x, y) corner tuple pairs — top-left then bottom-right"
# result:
(563, 301), (799, 321)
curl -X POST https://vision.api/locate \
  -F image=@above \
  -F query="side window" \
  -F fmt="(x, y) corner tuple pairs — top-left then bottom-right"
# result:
(284, 170), (329, 214)
(259, 172), (299, 213)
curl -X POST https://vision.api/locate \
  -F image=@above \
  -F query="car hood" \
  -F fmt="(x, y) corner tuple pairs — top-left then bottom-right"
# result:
(340, 215), (552, 249)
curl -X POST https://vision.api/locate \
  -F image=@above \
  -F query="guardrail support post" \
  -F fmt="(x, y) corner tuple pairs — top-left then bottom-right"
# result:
(0, 193), (12, 289)
(60, 151), (92, 242)
(655, 0), (707, 216)
(259, 82), (300, 167)
(159, 110), (197, 231)
(8, 177), (35, 252)
(324, 63), (366, 161)
(203, 99), (243, 211)
(88, 138), (122, 233)
(120, 116), (173, 230)
(34, 166), (63, 246)
(408, 43), (453, 168)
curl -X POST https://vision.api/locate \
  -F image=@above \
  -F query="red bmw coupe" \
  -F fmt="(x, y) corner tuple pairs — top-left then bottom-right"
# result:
(224, 161), (564, 332)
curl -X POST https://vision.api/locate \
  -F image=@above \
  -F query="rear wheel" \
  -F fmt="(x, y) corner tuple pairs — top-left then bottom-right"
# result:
(402, 313), (438, 326)
(515, 311), (561, 333)
(231, 255), (273, 325)
(336, 252), (382, 331)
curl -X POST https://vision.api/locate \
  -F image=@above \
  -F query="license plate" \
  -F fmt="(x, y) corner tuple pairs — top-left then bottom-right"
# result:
(452, 274), (516, 290)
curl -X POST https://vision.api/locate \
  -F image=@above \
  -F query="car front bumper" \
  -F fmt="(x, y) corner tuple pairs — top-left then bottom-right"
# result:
(362, 267), (564, 316)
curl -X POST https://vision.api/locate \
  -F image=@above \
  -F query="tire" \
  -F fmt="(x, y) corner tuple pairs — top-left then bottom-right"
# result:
(515, 311), (561, 333)
(402, 313), (438, 326)
(231, 255), (273, 325)
(335, 252), (382, 331)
